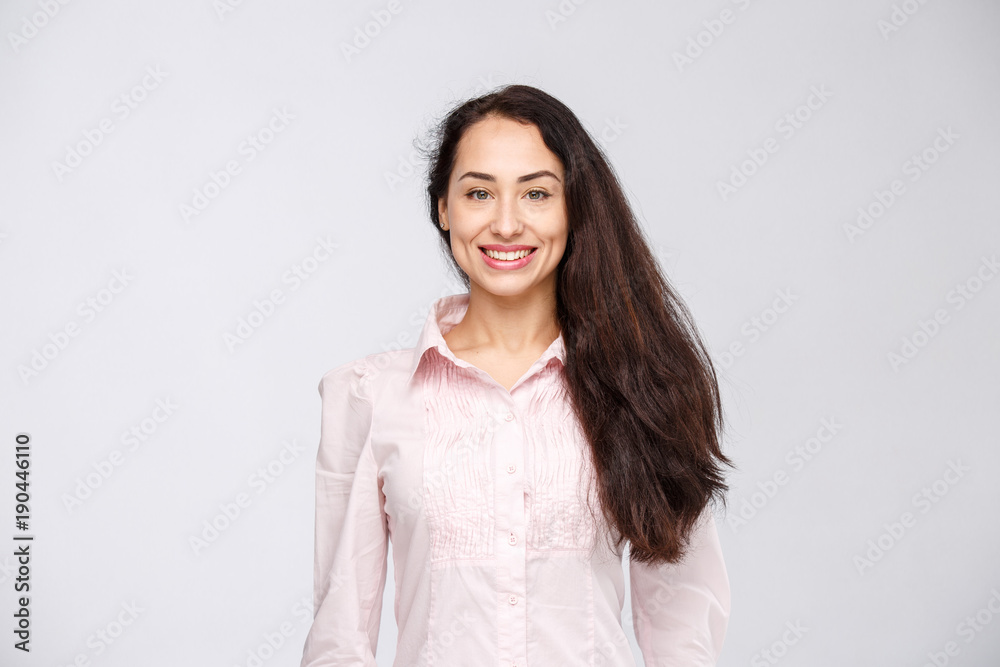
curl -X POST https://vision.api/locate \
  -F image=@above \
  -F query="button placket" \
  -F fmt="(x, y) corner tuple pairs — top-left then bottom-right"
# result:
(495, 399), (527, 667)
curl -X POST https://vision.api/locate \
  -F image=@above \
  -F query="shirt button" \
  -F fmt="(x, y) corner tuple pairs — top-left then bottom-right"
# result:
(508, 594), (518, 605)
(508, 531), (517, 545)
(506, 463), (516, 474)
(505, 412), (514, 422)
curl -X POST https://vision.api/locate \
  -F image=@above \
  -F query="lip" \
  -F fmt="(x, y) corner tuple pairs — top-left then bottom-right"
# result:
(479, 246), (537, 270)
(479, 244), (536, 251)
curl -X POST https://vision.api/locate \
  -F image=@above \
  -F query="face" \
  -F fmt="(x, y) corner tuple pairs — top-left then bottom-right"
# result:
(438, 115), (568, 301)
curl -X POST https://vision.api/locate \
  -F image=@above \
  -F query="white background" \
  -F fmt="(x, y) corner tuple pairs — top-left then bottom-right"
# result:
(1, 0), (999, 665)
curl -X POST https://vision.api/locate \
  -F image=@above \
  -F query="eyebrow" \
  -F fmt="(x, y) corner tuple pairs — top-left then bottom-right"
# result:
(457, 170), (561, 184)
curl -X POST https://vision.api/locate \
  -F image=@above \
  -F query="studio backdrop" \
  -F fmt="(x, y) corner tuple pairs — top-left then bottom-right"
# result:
(1, 0), (998, 665)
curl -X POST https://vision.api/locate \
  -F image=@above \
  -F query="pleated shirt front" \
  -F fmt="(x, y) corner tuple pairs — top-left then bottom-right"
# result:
(300, 292), (730, 667)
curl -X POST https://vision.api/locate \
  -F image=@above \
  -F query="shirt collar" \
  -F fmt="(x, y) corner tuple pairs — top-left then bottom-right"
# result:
(406, 292), (566, 386)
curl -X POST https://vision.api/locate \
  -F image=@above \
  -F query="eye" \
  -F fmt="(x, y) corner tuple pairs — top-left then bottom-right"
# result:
(467, 188), (490, 201)
(526, 189), (550, 201)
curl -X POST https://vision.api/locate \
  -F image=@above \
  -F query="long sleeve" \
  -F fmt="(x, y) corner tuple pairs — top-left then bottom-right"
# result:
(301, 358), (390, 667)
(629, 508), (731, 666)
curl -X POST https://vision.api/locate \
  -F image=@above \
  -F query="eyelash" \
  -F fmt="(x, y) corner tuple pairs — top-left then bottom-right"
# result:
(466, 188), (550, 202)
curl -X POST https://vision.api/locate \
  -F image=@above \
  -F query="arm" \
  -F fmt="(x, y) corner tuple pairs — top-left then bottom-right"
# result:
(300, 358), (390, 667)
(629, 508), (731, 666)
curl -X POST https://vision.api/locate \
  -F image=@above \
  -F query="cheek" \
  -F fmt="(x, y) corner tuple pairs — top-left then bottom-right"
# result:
(450, 236), (478, 267)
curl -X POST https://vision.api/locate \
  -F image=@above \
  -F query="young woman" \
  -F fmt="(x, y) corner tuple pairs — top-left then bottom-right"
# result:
(301, 84), (733, 666)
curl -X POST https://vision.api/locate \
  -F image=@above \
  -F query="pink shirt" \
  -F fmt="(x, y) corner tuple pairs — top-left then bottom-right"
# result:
(300, 293), (730, 666)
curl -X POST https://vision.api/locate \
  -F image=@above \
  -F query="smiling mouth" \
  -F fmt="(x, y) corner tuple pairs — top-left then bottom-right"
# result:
(480, 247), (537, 261)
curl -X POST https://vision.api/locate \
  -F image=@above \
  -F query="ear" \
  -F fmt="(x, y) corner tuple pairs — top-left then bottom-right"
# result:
(437, 197), (448, 230)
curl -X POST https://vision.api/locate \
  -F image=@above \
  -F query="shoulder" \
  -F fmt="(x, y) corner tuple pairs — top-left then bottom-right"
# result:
(317, 347), (417, 398)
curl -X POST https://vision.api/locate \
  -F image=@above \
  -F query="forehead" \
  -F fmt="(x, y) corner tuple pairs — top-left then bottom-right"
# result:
(452, 116), (562, 175)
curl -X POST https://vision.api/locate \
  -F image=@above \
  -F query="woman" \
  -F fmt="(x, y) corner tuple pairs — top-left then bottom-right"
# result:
(301, 84), (733, 666)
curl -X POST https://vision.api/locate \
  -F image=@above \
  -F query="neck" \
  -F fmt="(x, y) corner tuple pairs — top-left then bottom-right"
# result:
(452, 280), (560, 356)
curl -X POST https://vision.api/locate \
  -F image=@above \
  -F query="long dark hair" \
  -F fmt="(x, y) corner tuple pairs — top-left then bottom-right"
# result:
(419, 84), (734, 565)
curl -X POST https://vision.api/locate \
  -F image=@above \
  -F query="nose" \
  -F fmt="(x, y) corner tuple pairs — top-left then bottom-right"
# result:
(491, 193), (522, 238)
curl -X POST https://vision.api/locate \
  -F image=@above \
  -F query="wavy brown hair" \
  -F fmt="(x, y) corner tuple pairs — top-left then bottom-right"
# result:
(419, 84), (734, 565)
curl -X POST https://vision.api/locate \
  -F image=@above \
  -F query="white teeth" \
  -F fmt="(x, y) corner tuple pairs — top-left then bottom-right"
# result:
(483, 248), (533, 260)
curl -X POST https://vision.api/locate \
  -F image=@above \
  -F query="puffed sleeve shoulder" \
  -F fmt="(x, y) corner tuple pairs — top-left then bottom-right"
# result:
(629, 507), (731, 666)
(301, 356), (389, 667)
(312, 357), (375, 586)
(315, 357), (375, 490)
